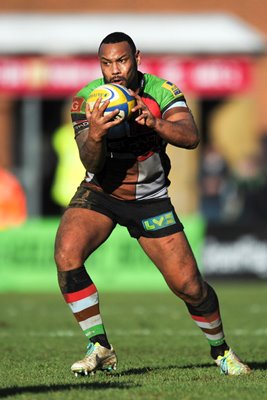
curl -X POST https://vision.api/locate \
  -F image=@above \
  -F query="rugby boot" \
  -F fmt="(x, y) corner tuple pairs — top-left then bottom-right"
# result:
(215, 348), (251, 375)
(71, 342), (117, 376)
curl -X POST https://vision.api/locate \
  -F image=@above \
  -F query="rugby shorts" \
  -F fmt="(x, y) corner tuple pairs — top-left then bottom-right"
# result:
(68, 185), (184, 239)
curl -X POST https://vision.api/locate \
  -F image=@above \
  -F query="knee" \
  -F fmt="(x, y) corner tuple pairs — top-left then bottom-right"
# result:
(54, 238), (84, 271)
(171, 274), (206, 304)
(183, 277), (207, 304)
(54, 241), (71, 270)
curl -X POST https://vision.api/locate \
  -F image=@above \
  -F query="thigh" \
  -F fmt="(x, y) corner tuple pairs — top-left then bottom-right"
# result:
(138, 231), (204, 301)
(55, 207), (115, 270)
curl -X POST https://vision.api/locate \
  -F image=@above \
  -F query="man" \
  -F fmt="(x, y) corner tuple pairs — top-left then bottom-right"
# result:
(54, 32), (251, 376)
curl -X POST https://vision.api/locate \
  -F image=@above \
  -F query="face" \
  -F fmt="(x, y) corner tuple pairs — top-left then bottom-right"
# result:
(98, 41), (140, 90)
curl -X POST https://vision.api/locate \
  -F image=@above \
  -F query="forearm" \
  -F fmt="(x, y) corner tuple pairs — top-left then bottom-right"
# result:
(75, 100), (124, 173)
(77, 131), (107, 173)
(132, 91), (200, 149)
(153, 117), (200, 149)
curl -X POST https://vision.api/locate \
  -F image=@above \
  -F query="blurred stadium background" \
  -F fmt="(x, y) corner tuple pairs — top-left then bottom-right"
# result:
(0, 1), (267, 291)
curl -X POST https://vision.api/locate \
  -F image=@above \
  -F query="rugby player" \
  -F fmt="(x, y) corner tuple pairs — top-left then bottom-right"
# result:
(54, 32), (251, 376)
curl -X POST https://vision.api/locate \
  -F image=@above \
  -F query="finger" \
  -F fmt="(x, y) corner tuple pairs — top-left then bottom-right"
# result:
(134, 93), (144, 103)
(131, 103), (143, 113)
(135, 114), (146, 125)
(135, 113), (146, 121)
(135, 119), (146, 126)
(128, 88), (137, 97)
(128, 89), (142, 102)
(105, 118), (123, 129)
(85, 103), (92, 118)
(98, 99), (111, 113)
(89, 97), (104, 114)
(103, 109), (120, 122)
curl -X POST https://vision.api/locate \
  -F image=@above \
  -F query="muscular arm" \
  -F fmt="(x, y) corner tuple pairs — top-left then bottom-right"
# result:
(152, 108), (200, 149)
(132, 91), (200, 150)
(76, 128), (107, 173)
(75, 99), (121, 174)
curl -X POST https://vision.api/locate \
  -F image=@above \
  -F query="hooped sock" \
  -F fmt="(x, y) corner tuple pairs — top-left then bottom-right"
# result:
(185, 284), (229, 358)
(58, 265), (111, 349)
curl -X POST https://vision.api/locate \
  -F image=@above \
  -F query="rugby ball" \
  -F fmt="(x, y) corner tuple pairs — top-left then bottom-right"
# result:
(87, 83), (136, 120)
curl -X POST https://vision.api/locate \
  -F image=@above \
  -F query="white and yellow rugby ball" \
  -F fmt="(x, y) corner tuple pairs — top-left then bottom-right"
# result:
(87, 83), (136, 120)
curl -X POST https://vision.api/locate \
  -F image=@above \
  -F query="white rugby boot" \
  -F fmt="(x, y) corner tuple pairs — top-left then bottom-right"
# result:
(215, 348), (251, 375)
(71, 342), (117, 376)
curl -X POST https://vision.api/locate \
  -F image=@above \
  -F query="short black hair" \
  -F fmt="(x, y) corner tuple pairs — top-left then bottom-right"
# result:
(98, 32), (136, 54)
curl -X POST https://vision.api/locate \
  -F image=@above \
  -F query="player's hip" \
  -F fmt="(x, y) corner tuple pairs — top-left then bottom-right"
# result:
(68, 185), (184, 239)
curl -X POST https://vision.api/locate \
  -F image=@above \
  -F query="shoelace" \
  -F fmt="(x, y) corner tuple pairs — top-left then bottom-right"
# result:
(220, 355), (229, 374)
(220, 352), (243, 375)
(86, 342), (95, 356)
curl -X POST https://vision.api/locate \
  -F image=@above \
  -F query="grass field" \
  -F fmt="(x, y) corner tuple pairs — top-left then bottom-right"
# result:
(0, 281), (266, 400)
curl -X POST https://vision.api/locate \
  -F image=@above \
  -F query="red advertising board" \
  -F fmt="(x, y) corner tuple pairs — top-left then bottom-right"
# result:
(0, 56), (252, 97)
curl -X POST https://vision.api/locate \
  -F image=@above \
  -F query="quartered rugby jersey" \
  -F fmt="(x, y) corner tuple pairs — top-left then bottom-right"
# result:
(71, 72), (188, 201)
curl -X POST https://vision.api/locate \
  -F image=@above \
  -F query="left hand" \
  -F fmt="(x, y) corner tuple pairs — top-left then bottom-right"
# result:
(129, 90), (157, 129)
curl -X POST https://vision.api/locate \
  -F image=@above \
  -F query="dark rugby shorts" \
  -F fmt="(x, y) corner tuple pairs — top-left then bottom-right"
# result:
(68, 185), (184, 239)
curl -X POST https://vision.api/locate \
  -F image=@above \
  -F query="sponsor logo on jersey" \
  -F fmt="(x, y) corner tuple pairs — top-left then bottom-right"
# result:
(142, 211), (176, 231)
(162, 81), (182, 97)
(71, 96), (84, 112)
(74, 120), (89, 135)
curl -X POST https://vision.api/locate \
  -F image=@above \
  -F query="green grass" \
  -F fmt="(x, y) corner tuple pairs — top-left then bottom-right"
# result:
(0, 281), (266, 399)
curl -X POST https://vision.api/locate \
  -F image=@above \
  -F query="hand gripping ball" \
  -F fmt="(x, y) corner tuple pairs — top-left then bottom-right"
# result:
(87, 83), (136, 120)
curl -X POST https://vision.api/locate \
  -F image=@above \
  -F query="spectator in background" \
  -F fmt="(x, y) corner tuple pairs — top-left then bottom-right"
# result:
(199, 144), (267, 224)
(199, 144), (230, 223)
(232, 152), (267, 223)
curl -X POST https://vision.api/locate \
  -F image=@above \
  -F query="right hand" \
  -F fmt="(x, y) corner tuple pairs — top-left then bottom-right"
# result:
(86, 97), (123, 142)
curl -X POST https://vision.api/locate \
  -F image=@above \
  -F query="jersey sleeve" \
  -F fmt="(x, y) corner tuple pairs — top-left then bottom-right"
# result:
(143, 74), (188, 117)
(160, 80), (188, 115)
(70, 95), (88, 137)
(70, 78), (104, 137)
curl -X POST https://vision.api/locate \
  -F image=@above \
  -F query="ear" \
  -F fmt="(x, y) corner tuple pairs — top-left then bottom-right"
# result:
(135, 50), (141, 66)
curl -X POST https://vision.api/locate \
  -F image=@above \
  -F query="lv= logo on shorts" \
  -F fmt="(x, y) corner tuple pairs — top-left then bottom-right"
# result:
(142, 211), (176, 231)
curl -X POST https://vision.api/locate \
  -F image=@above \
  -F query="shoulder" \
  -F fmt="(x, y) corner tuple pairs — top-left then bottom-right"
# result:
(142, 73), (185, 109)
(143, 73), (182, 97)
(71, 78), (104, 114)
(76, 77), (104, 99)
